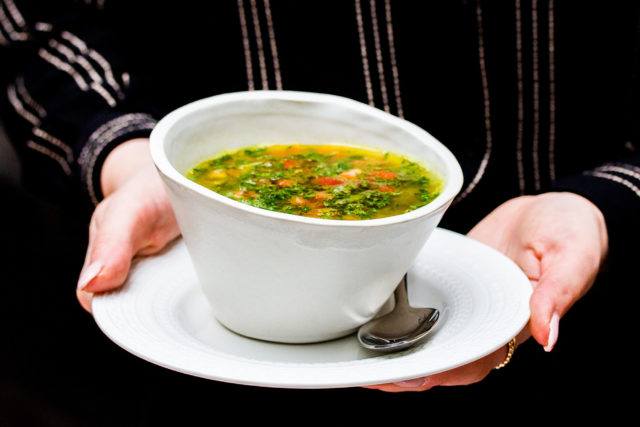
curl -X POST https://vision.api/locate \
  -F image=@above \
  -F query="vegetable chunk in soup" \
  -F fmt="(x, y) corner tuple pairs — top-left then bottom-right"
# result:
(187, 144), (442, 220)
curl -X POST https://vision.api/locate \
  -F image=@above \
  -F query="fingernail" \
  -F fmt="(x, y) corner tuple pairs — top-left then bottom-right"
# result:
(77, 289), (94, 313)
(394, 378), (427, 388)
(77, 261), (103, 290)
(544, 312), (560, 352)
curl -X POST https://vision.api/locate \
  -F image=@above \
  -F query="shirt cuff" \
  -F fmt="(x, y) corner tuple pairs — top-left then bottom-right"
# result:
(552, 163), (640, 270)
(77, 112), (156, 205)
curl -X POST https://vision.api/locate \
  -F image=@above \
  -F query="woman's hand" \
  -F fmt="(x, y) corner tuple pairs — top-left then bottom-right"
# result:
(76, 138), (179, 312)
(367, 192), (608, 392)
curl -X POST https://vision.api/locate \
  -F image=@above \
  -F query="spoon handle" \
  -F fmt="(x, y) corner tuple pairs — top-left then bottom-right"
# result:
(393, 273), (410, 309)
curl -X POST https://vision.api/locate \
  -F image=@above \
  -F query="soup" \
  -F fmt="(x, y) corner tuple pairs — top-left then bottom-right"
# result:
(186, 144), (442, 220)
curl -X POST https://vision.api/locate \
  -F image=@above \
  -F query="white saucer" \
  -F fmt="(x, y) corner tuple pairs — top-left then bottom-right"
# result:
(92, 228), (531, 389)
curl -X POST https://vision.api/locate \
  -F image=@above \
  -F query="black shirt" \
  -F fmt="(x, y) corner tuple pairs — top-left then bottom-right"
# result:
(1, 0), (639, 270)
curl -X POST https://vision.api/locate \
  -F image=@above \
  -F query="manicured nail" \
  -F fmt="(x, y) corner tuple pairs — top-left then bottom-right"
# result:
(544, 312), (560, 352)
(77, 261), (103, 290)
(394, 378), (427, 388)
(77, 289), (94, 313)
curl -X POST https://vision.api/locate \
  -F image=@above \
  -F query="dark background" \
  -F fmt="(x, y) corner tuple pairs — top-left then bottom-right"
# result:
(0, 128), (633, 425)
(1, 0), (638, 421)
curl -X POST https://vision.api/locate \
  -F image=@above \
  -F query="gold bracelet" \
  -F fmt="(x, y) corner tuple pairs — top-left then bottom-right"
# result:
(494, 338), (517, 370)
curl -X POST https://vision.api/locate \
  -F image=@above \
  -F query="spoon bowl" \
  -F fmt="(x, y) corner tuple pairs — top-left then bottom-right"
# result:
(358, 274), (440, 352)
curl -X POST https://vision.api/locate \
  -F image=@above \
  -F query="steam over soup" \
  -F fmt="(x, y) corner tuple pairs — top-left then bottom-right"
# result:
(186, 145), (443, 220)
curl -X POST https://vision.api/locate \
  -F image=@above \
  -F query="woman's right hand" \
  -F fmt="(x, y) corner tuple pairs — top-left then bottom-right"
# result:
(76, 138), (180, 312)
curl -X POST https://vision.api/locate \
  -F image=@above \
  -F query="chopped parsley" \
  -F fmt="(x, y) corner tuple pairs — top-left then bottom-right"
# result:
(187, 144), (442, 220)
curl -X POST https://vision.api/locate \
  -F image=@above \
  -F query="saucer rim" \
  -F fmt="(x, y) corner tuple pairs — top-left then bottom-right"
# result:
(93, 228), (531, 389)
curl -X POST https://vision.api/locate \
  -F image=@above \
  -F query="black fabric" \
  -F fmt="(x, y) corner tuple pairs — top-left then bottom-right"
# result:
(1, 0), (639, 262)
(1, 1), (640, 422)
(0, 177), (635, 423)
(552, 157), (640, 274)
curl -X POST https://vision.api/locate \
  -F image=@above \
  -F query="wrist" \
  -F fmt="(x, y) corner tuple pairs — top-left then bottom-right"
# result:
(100, 138), (152, 197)
(547, 191), (609, 259)
(580, 194), (609, 261)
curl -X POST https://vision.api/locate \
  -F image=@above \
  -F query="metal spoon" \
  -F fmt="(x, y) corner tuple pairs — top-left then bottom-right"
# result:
(357, 274), (439, 353)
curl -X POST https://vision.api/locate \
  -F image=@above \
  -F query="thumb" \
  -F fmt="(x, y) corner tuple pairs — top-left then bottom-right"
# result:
(77, 203), (138, 295)
(529, 248), (598, 351)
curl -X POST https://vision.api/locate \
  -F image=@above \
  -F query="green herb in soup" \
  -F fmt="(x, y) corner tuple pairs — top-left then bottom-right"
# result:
(186, 145), (442, 220)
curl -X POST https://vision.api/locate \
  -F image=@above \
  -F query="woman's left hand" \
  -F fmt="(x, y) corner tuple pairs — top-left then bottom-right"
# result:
(366, 192), (608, 392)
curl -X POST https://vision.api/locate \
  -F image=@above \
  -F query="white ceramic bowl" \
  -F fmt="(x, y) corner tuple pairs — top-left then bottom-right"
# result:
(150, 91), (463, 343)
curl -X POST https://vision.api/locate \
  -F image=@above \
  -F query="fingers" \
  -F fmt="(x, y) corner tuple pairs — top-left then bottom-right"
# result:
(464, 193), (606, 368)
(425, 347), (507, 387)
(528, 247), (599, 351)
(364, 377), (436, 393)
(76, 289), (93, 312)
(77, 201), (137, 295)
(76, 169), (180, 313)
(366, 346), (508, 392)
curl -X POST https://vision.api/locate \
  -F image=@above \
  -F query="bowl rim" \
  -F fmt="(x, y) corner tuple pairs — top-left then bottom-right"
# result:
(150, 90), (464, 228)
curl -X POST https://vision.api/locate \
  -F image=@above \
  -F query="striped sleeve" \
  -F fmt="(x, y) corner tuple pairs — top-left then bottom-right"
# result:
(78, 113), (156, 205)
(553, 157), (640, 269)
(0, 0), (156, 206)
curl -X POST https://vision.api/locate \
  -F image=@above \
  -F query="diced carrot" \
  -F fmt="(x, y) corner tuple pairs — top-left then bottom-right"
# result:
(283, 159), (297, 169)
(314, 191), (331, 200)
(277, 179), (295, 187)
(313, 177), (343, 186)
(379, 185), (396, 192)
(370, 170), (397, 180)
(290, 196), (307, 206)
(233, 190), (256, 199)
